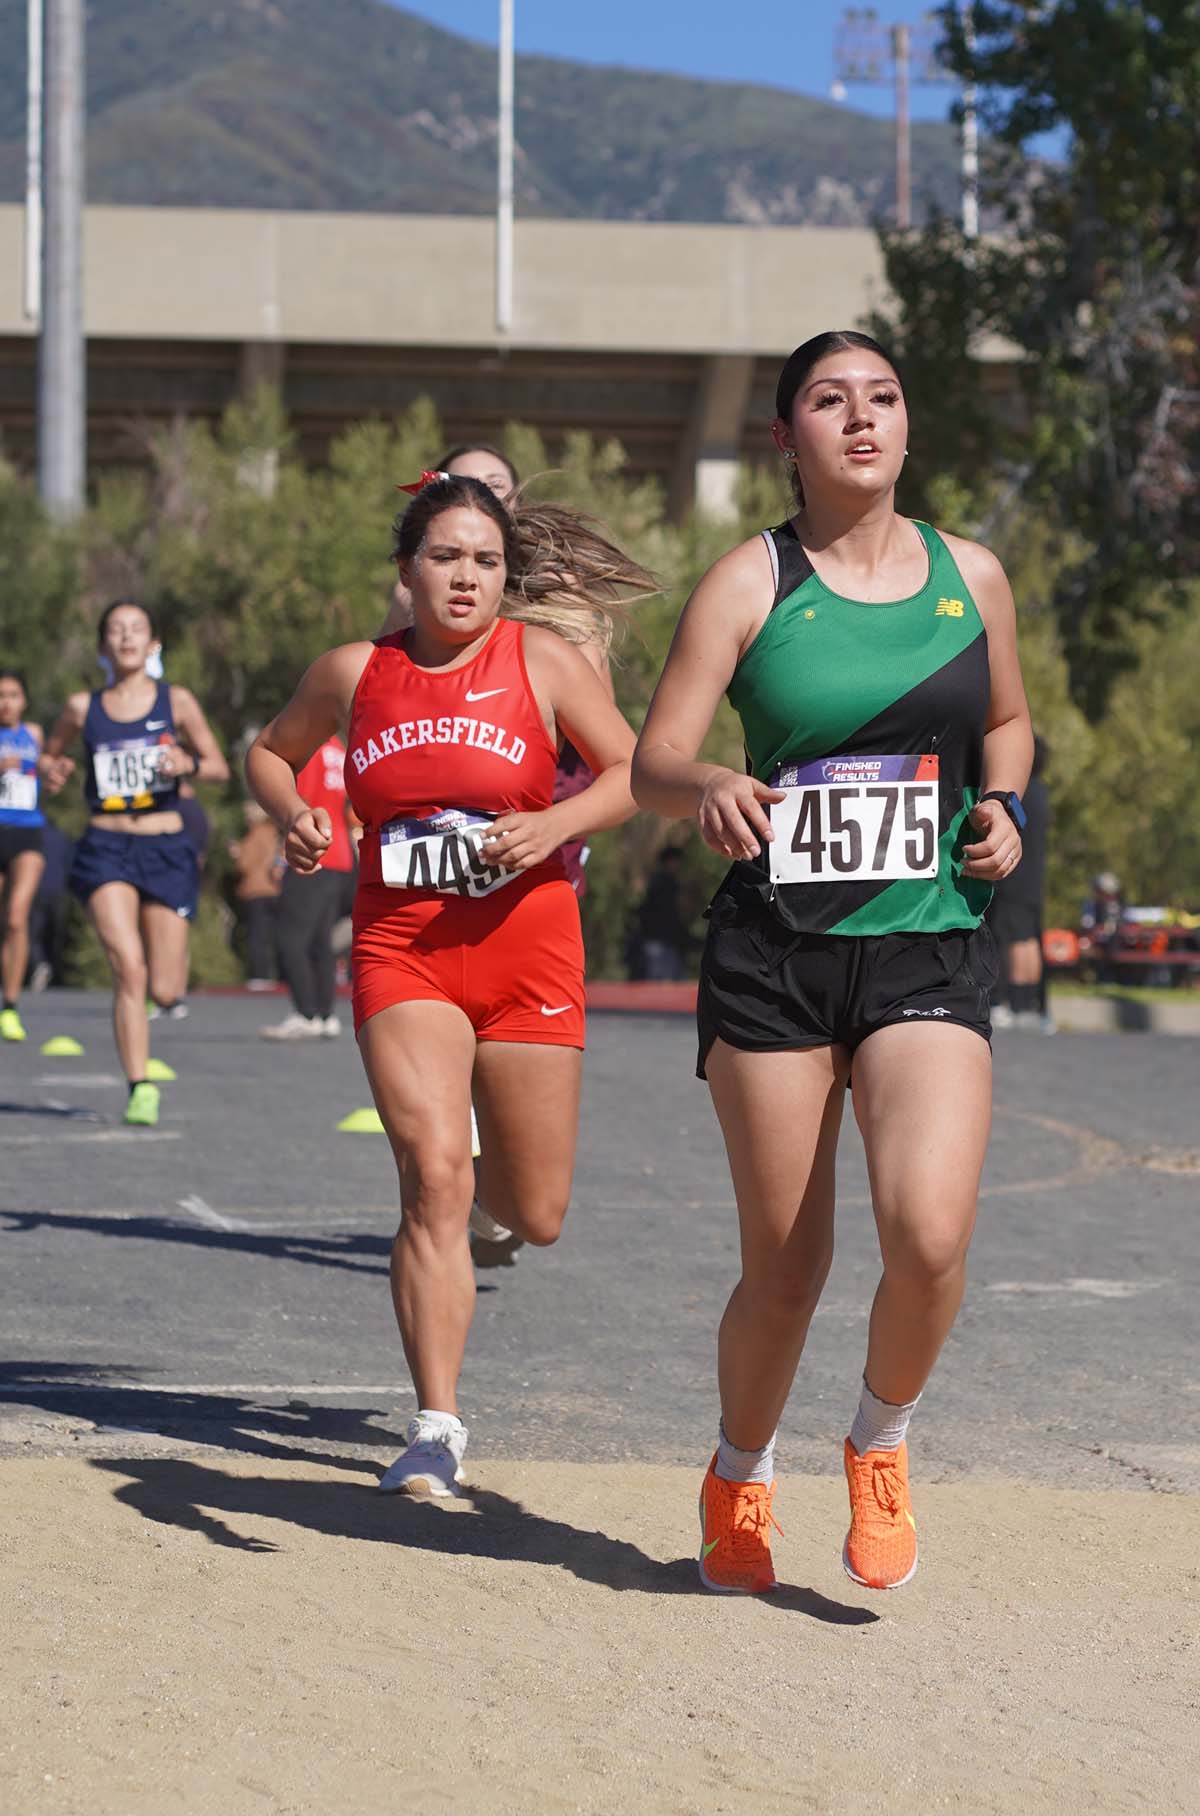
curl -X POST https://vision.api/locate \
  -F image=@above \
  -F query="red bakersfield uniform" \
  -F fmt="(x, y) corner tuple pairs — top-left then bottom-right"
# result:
(296, 737), (354, 873)
(347, 619), (586, 1042)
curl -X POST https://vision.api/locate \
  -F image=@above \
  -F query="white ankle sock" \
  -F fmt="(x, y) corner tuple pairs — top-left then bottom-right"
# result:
(413, 1409), (467, 1447)
(849, 1378), (920, 1456)
(715, 1421), (777, 1486)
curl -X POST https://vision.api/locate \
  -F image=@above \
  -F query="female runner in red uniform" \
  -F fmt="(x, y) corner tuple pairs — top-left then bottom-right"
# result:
(383, 442), (622, 1263)
(247, 474), (651, 1494)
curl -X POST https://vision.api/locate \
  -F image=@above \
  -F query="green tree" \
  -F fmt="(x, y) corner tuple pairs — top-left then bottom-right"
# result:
(874, 1), (1200, 715)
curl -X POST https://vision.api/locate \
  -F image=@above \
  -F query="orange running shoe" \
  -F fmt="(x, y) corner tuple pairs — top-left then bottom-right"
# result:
(697, 1455), (781, 1594)
(842, 1437), (918, 1590)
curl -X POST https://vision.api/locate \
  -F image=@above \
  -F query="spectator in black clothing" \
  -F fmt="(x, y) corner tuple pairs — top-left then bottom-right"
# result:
(634, 846), (689, 982)
(987, 734), (1052, 1031)
(27, 822), (73, 990)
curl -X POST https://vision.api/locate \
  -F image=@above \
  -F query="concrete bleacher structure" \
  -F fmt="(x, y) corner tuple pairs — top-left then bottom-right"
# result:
(0, 205), (1017, 516)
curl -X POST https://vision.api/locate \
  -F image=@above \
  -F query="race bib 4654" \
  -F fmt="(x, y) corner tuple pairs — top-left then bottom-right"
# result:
(768, 755), (939, 885)
(92, 738), (173, 811)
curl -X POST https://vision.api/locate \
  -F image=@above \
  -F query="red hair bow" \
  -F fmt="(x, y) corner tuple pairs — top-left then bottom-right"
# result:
(396, 470), (450, 495)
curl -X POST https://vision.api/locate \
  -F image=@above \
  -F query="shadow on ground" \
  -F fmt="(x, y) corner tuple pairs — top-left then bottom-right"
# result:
(86, 1451), (877, 1624)
(0, 1363), (399, 1469)
(0, 1209), (401, 1279)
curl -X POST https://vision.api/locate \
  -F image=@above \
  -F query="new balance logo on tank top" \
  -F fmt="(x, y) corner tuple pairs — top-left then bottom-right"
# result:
(723, 520), (991, 937)
(348, 618), (564, 897)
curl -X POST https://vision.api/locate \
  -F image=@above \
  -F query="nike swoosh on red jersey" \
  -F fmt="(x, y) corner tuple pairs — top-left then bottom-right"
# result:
(464, 688), (506, 702)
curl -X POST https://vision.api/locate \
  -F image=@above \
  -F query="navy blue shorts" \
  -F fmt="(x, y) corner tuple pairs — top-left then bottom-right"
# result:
(71, 826), (199, 920)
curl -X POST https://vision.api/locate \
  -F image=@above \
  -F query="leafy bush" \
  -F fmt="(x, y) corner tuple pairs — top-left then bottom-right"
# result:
(2, 394), (1196, 986)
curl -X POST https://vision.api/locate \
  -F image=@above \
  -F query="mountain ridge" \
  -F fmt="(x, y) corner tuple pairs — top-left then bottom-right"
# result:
(0, 0), (963, 225)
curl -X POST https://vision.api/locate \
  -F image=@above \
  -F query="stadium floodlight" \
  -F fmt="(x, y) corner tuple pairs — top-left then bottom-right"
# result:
(833, 7), (946, 230)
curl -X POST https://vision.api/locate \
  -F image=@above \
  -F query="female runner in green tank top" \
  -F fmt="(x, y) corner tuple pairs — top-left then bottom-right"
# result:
(632, 331), (1033, 1595)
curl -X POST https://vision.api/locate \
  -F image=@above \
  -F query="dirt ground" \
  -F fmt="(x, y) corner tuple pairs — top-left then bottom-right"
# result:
(3, 1454), (1196, 1815)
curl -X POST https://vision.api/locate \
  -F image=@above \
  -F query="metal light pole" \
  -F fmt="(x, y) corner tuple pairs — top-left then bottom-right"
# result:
(894, 22), (911, 230)
(496, 0), (514, 338)
(833, 8), (944, 230)
(38, 0), (85, 517)
(960, 1), (979, 240)
(24, 0), (43, 322)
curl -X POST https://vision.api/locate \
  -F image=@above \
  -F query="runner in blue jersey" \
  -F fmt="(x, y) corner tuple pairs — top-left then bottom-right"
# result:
(0, 669), (47, 1042)
(41, 601), (229, 1124)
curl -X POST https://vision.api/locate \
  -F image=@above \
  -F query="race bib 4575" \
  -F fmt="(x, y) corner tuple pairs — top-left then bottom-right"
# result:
(768, 755), (939, 885)
(379, 807), (517, 898)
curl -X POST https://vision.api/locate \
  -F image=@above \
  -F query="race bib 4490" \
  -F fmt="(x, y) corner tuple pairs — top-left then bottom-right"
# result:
(768, 754), (939, 885)
(379, 807), (517, 898)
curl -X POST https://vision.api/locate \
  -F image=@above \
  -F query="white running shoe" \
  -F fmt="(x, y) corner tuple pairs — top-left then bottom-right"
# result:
(259, 1012), (323, 1041)
(378, 1414), (467, 1497)
(469, 1199), (524, 1268)
(990, 1002), (1015, 1029)
(469, 1200), (514, 1244)
(319, 1014), (342, 1038)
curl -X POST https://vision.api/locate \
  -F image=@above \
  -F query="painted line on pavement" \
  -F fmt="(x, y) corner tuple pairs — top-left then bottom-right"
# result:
(0, 1130), (182, 1146)
(176, 1194), (249, 1233)
(984, 1278), (1168, 1299)
(7, 1382), (406, 1397)
(35, 1074), (122, 1088)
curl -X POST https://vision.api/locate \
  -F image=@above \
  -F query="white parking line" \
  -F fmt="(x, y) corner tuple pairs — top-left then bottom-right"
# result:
(8, 1381), (406, 1396)
(0, 1130), (182, 1146)
(985, 1278), (1168, 1299)
(176, 1194), (247, 1233)
(35, 1074), (122, 1088)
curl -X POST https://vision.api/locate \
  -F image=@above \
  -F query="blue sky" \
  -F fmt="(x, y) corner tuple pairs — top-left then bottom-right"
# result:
(384, 1), (968, 124)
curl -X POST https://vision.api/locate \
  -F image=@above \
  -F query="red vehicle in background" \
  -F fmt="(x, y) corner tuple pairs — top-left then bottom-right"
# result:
(1043, 874), (1200, 988)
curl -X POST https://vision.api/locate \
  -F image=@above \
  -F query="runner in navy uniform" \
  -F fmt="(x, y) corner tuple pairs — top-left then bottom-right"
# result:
(41, 601), (228, 1124)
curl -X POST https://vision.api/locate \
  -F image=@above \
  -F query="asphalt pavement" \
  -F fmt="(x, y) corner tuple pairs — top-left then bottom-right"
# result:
(2, 990), (1196, 1492)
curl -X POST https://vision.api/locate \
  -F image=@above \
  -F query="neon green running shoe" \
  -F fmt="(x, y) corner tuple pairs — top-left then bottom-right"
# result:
(0, 1007), (26, 1042)
(123, 1081), (160, 1127)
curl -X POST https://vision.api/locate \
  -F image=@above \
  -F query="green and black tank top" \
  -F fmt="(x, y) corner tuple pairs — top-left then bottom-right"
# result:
(717, 518), (992, 937)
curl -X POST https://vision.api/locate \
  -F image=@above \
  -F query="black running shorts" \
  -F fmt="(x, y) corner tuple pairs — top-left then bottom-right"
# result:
(697, 899), (998, 1077)
(0, 824), (44, 869)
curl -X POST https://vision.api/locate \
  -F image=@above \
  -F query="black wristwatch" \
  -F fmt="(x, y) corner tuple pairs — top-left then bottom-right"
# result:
(978, 789), (1027, 831)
